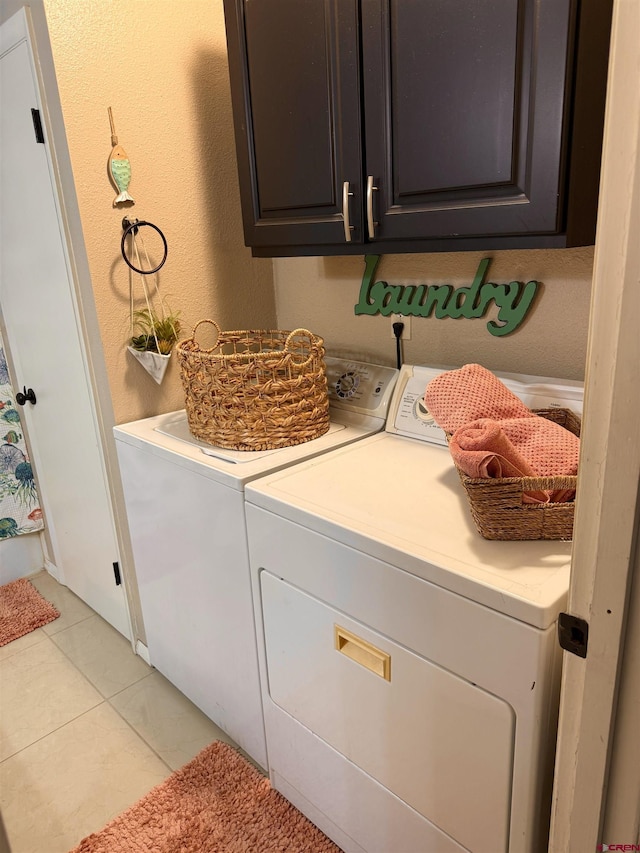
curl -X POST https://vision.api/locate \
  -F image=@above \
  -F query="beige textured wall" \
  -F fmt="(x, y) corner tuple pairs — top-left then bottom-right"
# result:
(274, 247), (593, 380)
(41, 0), (275, 425)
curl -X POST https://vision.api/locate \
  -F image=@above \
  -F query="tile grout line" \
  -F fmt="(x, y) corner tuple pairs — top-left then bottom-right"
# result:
(43, 612), (96, 639)
(10, 574), (227, 780)
(40, 617), (174, 774)
(1, 598), (171, 775)
(0, 691), (106, 765)
(106, 691), (174, 776)
(0, 573), (175, 852)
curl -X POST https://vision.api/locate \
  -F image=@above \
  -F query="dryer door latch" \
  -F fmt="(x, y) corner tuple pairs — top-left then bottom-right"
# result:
(558, 612), (589, 658)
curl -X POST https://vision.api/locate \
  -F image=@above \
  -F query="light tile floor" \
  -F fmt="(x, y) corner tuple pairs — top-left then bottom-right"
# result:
(0, 571), (251, 853)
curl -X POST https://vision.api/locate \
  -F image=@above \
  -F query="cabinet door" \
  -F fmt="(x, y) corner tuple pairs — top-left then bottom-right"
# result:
(224, 0), (363, 250)
(362, 0), (574, 242)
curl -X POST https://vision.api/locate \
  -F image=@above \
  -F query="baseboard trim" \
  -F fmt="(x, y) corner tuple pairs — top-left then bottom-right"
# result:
(135, 640), (151, 665)
(44, 558), (60, 582)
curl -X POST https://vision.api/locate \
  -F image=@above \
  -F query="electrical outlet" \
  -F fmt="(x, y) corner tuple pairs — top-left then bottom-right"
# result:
(390, 314), (411, 340)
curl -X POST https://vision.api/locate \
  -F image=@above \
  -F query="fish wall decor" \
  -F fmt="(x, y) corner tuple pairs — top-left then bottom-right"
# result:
(108, 107), (135, 207)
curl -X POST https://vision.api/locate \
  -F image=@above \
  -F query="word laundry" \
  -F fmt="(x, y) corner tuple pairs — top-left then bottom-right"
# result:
(354, 256), (540, 336)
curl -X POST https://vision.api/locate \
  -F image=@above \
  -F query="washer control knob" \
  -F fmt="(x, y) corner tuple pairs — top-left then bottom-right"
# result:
(335, 371), (360, 399)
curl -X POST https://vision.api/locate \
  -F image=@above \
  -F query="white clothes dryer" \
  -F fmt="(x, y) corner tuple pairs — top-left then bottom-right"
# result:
(245, 365), (584, 851)
(113, 358), (398, 769)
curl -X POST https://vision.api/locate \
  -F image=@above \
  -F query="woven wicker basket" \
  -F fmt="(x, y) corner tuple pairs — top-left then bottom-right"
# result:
(175, 320), (330, 451)
(449, 408), (581, 541)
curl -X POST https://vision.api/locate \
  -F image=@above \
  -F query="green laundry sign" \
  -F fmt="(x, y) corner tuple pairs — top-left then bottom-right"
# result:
(354, 255), (540, 337)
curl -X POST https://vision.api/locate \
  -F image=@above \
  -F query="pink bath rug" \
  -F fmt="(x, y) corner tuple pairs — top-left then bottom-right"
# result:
(0, 577), (60, 646)
(69, 740), (342, 853)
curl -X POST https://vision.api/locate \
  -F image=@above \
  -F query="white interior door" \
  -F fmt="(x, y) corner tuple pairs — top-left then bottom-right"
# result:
(0, 10), (130, 638)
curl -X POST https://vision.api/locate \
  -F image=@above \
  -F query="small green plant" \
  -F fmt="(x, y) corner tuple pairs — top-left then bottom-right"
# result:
(130, 307), (181, 355)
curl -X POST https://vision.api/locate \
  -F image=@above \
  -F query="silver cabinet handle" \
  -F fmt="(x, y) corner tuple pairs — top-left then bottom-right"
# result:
(366, 175), (378, 239)
(342, 181), (354, 242)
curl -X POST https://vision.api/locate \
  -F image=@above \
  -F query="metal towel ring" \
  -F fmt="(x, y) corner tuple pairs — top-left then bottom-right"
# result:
(121, 219), (168, 274)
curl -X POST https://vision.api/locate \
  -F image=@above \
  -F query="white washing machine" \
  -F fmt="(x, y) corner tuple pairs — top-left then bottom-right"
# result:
(113, 358), (398, 770)
(244, 365), (584, 852)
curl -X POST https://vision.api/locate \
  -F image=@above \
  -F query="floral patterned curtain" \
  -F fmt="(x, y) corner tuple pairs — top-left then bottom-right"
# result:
(0, 332), (44, 539)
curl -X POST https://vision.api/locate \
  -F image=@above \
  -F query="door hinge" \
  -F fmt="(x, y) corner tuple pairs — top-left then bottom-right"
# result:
(113, 561), (122, 586)
(31, 108), (45, 144)
(558, 612), (589, 658)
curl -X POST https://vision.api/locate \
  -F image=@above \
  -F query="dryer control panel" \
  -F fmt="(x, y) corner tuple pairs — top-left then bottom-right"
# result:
(387, 364), (585, 446)
(387, 366), (452, 445)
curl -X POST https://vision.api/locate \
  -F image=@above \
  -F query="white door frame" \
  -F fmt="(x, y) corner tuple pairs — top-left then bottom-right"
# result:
(549, 0), (640, 848)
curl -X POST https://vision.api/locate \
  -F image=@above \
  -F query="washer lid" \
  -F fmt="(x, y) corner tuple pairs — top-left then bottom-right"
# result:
(113, 357), (399, 488)
(154, 412), (348, 464)
(114, 408), (390, 490)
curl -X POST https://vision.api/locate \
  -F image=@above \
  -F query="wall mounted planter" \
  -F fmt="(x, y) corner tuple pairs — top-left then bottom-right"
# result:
(127, 346), (170, 385)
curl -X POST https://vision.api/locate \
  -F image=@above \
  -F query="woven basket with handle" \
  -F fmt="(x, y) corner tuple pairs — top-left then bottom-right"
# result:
(175, 320), (330, 451)
(448, 408), (581, 541)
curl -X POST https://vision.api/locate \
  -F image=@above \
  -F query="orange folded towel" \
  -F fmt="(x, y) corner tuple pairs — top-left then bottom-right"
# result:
(425, 363), (531, 433)
(450, 419), (574, 504)
(497, 416), (579, 478)
(450, 419), (538, 479)
(425, 364), (580, 504)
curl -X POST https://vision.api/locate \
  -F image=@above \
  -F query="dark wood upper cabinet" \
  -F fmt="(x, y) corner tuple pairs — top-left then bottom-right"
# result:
(224, 0), (363, 249)
(223, 0), (612, 257)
